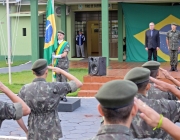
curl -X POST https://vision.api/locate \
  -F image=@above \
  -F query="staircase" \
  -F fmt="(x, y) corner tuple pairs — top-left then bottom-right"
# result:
(78, 75), (123, 97)
(78, 71), (180, 97)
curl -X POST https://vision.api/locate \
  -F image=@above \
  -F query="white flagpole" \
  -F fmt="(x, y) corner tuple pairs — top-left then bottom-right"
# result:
(6, 0), (12, 84)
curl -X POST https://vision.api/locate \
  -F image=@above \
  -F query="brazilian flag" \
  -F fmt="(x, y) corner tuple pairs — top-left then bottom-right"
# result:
(122, 3), (180, 62)
(44, 0), (57, 65)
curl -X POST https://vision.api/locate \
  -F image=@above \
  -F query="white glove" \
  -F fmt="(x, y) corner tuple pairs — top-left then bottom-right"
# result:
(52, 54), (62, 59)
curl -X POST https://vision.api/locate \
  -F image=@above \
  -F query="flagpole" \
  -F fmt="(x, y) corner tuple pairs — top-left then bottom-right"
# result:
(52, 0), (54, 82)
(6, 0), (12, 84)
(52, 55), (54, 82)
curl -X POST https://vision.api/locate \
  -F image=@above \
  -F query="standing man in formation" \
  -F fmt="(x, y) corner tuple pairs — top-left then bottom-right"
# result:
(76, 29), (85, 58)
(145, 22), (160, 61)
(17, 59), (82, 140)
(52, 30), (70, 102)
(166, 22), (180, 72)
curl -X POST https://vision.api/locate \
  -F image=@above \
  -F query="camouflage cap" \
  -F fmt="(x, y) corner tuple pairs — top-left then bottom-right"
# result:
(58, 30), (65, 35)
(142, 61), (160, 70)
(124, 67), (150, 84)
(95, 80), (137, 109)
(31, 59), (47, 72)
(171, 22), (177, 26)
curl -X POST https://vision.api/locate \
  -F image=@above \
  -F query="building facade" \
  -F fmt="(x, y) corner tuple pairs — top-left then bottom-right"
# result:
(0, 0), (179, 64)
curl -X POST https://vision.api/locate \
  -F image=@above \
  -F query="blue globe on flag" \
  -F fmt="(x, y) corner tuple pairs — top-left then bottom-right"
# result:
(45, 20), (53, 43)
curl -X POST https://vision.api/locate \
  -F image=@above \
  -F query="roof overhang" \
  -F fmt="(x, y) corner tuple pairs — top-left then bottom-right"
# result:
(55, 0), (180, 4)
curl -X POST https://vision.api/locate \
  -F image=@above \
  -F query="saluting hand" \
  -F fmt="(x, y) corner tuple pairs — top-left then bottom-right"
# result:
(159, 68), (172, 80)
(0, 82), (7, 93)
(47, 66), (62, 74)
(150, 77), (170, 92)
(134, 97), (160, 128)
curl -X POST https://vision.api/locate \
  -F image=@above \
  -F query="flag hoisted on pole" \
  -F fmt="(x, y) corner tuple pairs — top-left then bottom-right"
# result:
(43, 0), (57, 81)
(44, 0), (57, 65)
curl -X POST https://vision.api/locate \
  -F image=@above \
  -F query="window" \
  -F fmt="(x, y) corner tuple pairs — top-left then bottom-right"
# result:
(22, 28), (26, 36)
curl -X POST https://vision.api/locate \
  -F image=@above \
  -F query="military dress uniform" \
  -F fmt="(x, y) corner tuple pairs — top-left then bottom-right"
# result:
(0, 102), (22, 127)
(56, 31), (70, 82)
(166, 23), (180, 71)
(90, 80), (161, 140)
(18, 59), (78, 140)
(142, 61), (177, 100)
(124, 67), (180, 140)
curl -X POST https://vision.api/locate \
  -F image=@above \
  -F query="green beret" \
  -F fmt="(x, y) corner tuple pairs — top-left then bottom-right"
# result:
(124, 67), (150, 84)
(171, 22), (177, 26)
(31, 59), (47, 72)
(95, 80), (137, 109)
(58, 30), (65, 35)
(142, 61), (160, 70)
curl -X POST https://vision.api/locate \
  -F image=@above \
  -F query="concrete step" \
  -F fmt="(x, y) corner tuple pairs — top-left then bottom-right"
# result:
(83, 75), (122, 83)
(78, 90), (98, 97)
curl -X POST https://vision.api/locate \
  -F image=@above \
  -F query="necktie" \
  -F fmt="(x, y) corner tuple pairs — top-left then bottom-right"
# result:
(151, 30), (153, 37)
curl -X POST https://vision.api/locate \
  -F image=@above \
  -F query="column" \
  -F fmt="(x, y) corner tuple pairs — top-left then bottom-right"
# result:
(118, 3), (123, 62)
(61, 4), (67, 40)
(30, 0), (39, 62)
(101, 0), (109, 66)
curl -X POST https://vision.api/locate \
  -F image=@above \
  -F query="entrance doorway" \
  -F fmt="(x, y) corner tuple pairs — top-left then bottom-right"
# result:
(75, 11), (118, 58)
(87, 21), (100, 56)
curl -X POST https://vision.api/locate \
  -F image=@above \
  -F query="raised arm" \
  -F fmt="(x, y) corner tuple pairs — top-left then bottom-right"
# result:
(48, 66), (83, 88)
(0, 82), (30, 116)
(150, 77), (180, 99)
(135, 98), (180, 140)
(159, 68), (180, 87)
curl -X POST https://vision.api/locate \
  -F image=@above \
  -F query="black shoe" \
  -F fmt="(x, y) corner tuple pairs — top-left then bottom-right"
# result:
(169, 67), (174, 71)
(61, 96), (67, 102)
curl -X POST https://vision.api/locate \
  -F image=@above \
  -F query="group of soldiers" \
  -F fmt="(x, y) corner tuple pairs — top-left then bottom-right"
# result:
(92, 61), (180, 140)
(1, 60), (180, 140)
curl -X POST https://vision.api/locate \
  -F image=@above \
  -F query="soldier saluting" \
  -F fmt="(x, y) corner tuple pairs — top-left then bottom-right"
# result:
(166, 22), (180, 72)
(17, 59), (82, 140)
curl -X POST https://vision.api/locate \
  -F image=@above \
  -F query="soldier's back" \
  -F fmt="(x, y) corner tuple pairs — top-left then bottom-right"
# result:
(18, 78), (71, 140)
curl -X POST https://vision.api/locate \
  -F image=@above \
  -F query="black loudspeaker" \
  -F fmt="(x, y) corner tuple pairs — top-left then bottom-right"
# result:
(88, 56), (106, 76)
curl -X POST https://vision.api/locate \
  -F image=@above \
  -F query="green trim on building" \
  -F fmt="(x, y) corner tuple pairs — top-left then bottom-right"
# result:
(61, 5), (67, 40)
(118, 3), (123, 62)
(30, 0), (39, 63)
(101, 0), (109, 66)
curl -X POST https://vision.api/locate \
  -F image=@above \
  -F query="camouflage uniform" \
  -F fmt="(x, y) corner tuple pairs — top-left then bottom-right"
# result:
(0, 102), (22, 127)
(18, 78), (77, 140)
(131, 93), (180, 140)
(90, 124), (161, 140)
(147, 82), (177, 100)
(166, 30), (180, 67)
(56, 42), (70, 82)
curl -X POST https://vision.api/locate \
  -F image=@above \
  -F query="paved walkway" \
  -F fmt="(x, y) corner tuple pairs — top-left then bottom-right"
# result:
(0, 94), (100, 140)
(0, 62), (32, 74)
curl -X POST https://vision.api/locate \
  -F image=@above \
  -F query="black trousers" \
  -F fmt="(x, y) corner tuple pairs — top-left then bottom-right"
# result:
(148, 48), (157, 61)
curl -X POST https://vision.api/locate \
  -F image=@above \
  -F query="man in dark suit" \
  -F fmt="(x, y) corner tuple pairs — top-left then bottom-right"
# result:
(145, 22), (160, 61)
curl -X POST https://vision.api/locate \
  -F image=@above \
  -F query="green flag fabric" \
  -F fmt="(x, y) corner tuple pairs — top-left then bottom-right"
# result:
(44, 0), (57, 65)
(122, 3), (180, 62)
